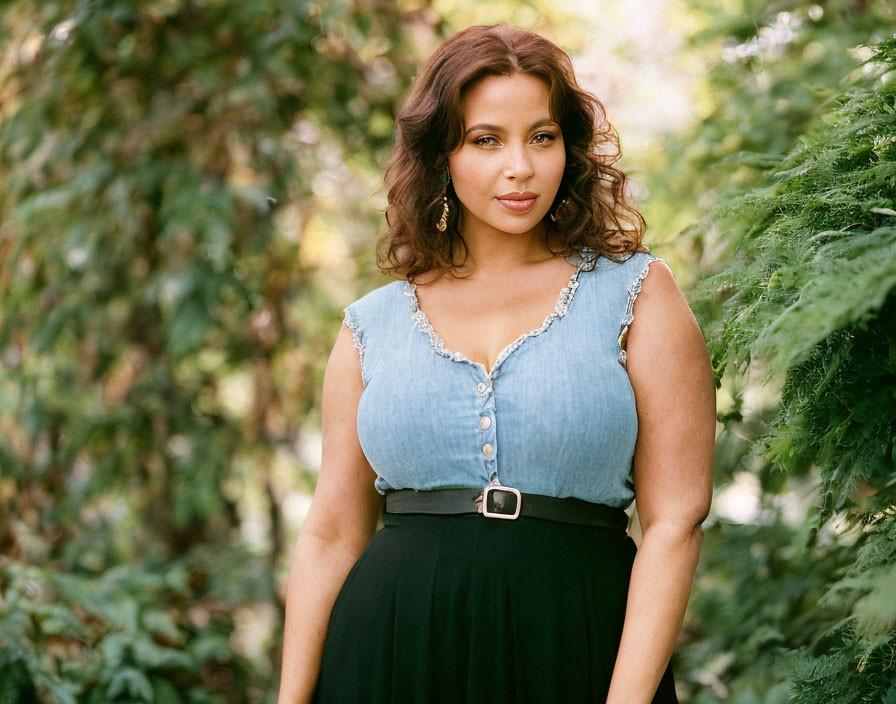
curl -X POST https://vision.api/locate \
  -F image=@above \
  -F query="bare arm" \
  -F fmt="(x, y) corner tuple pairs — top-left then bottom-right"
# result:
(277, 319), (384, 704)
(606, 260), (716, 704)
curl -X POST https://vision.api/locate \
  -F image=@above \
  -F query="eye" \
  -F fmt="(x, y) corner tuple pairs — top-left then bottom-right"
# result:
(471, 132), (558, 147)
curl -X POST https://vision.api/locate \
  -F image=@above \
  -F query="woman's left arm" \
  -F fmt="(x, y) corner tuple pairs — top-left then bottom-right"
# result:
(606, 259), (716, 704)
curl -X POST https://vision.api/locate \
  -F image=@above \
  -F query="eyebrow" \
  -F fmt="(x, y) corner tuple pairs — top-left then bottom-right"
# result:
(464, 118), (558, 136)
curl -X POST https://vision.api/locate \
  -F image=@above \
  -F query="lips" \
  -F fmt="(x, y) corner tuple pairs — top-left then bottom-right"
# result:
(496, 195), (538, 213)
(497, 191), (538, 200)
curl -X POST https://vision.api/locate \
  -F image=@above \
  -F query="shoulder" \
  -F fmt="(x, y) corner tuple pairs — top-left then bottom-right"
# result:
(580, 248), (667, 280)
(619, 250), (672, 280)
(611, 250), (678, 308)
(343, 278), (405, 340)
(344, 278), (407, 321)
(625, 251), (685, 333)
(340, 279), (406, 388)
(626, 251), (678, 306)
(624, 253), (707, 374)
(342, 278), (408, 348)
(607, 250), (680, 367)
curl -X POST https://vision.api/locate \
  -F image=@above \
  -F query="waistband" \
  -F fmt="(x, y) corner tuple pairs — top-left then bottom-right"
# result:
(384, 486), (629, 531)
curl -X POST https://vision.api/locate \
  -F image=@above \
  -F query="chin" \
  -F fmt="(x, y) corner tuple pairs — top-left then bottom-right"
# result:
(496, 214), (550, 233)
(483, 219), (532, 234)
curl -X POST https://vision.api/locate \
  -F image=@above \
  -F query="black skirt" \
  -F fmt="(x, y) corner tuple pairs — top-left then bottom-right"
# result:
(311, 510), (679, 703)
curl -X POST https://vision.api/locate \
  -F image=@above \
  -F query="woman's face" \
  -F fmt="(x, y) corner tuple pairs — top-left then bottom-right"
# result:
(447, 72), (566, 239)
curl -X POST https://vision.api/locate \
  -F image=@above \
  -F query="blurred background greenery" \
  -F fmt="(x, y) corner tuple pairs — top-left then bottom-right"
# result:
(1, 1), (894, 702)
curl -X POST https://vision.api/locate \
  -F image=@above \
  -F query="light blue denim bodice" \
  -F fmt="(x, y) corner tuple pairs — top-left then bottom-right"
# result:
(342, 248), (666, 509)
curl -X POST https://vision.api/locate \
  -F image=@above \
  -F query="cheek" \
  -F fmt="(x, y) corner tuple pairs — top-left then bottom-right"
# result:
(547, 148), (566, 180)
(449, 156), (488, 199)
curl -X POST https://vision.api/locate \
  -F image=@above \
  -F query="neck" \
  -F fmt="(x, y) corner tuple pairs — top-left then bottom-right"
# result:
(449, 219), (561, 278)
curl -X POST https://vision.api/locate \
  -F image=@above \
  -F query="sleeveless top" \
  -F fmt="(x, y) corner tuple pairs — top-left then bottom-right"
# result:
(342, 248), (667, 510)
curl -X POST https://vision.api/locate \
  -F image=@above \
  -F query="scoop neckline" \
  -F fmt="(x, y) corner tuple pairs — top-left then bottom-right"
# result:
(403, 248), (598, 381)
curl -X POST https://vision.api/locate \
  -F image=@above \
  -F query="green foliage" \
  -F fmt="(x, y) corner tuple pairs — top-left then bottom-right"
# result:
(679, 515), (850, 704)
(0, 0), (417, 701)
(694, 36), (896, 527)
(786, 514), (896, 703)
(0, 545), (273, 703)
(678, 509), (896, 704)
(643, 0), (896, 264)
(651, 2), (896, 700)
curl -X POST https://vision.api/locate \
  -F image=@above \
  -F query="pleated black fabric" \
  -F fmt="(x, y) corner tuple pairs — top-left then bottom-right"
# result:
(311, 511), (678, 703)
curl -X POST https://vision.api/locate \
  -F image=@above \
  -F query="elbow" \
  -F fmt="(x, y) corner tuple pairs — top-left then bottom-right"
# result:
(686, 503), (711, 536)
(637, 479), (713, 537)
(641, 510), (708, 541)
(692, 502), (711, 529)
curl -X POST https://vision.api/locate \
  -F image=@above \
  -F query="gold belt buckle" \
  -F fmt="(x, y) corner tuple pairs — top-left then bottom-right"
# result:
(477, 484), (522, 519)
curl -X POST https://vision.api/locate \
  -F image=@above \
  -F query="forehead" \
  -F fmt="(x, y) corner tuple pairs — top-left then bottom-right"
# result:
(461, 73), (553, 123)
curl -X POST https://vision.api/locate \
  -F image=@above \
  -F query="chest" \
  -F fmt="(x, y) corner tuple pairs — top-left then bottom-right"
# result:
(409, 266), (577, 375)
(356, 265), (640, 504)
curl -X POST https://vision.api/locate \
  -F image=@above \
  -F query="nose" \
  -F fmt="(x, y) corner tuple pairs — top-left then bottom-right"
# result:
(502, 142), (536, 181)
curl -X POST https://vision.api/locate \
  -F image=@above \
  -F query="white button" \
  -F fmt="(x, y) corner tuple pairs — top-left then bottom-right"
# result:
(482, 443), (493, 457)
(479, 416), (491, 429)
(477, 382), (488, 394)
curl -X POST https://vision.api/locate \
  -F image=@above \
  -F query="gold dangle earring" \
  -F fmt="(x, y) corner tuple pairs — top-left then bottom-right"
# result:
(437, 169), (450, 232)
(550, 197), (570, 223)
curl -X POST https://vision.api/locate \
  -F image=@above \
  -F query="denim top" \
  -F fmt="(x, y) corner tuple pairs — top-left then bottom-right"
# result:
(342, 248), (666, 510)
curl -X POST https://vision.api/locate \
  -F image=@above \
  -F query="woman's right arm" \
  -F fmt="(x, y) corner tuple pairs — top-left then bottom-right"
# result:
(276, 319), (384, 704)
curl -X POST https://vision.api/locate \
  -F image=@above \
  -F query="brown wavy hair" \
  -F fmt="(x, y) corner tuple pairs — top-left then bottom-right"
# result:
(378, 22), (649, 281)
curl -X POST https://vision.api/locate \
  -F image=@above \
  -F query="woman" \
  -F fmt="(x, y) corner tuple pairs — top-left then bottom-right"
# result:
(278, 22), (715, 704)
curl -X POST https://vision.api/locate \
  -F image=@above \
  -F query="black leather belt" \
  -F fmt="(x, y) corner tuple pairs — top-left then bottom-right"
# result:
(384, 485), (629, 531)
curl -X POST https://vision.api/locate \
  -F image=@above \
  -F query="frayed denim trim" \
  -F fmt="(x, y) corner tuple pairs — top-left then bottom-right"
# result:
(403, 250), (594, 381)
(617, 256), (666, 370)
(343, 306), (367, 386)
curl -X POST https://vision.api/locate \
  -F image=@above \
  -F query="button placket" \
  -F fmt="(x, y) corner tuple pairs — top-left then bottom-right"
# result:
(477, 375), (498, 485)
